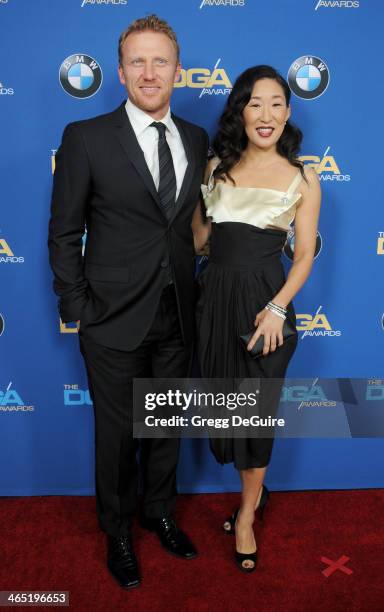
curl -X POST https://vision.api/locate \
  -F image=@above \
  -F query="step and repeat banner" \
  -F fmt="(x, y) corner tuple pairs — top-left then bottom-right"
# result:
(1, 0), (383, 496)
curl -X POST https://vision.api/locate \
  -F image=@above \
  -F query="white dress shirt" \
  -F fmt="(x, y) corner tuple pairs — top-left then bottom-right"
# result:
(125, 98), (188, 200)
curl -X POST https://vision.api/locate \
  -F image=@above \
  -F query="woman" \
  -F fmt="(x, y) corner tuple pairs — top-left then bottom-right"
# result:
(192, 65), (321, 572)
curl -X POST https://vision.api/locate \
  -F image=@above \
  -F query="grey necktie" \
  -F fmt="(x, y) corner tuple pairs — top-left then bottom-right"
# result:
(151, 121), (177, 219)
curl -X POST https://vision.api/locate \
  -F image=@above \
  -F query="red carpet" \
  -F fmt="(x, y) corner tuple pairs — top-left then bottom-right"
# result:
(1, 490), (383, 611)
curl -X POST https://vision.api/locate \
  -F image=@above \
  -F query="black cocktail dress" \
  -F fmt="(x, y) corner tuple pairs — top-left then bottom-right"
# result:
(196, 166), (301, 469)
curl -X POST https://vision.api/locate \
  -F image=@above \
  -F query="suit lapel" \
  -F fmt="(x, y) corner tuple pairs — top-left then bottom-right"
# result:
(171, 114), (196, 222)
(113, 103), (164, 215)
(112, 103), (196, 223)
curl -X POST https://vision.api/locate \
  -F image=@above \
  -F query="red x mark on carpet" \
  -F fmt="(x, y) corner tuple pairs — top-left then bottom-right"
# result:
(321, 555), (353, 577)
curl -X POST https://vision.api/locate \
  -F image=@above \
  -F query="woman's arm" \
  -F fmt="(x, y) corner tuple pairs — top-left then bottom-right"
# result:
(191, 199), (211, 254)
(248, 165), (321, 354)
(191, 158), (217, 253)
(271, 165), (321, 309)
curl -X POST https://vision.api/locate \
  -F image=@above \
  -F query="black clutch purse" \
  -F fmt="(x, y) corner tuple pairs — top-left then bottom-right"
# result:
(239, 318), (297, 359)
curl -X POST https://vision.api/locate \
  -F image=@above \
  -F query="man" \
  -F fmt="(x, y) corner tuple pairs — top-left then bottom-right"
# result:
(48, 15), (208, 589)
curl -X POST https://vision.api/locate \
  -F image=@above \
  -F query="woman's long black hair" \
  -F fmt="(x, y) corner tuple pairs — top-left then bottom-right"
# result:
(212, 65), (305, 185)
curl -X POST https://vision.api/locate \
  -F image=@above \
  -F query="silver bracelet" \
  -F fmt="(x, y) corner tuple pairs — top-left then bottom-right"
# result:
(267, 301), (287, 314)
(265, 304), (286, 320)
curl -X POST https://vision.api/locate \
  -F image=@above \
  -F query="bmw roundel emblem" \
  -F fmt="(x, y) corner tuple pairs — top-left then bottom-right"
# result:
(287, 56), (329, 100)
(284, 228), (322, 261)
(59, 54), (102, 99)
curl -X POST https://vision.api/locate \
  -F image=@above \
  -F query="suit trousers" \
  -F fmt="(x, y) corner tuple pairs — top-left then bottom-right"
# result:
(78, 284), (193, 537)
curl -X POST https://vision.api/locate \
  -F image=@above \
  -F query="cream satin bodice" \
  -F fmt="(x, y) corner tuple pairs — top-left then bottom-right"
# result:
(201, 166), (303, 232)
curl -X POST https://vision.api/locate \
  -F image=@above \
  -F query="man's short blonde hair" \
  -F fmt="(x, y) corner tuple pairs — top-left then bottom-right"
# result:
(118, 14), (180, 65)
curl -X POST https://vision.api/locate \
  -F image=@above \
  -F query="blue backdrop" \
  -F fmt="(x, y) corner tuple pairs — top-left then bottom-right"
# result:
(1, 0), (383, 496)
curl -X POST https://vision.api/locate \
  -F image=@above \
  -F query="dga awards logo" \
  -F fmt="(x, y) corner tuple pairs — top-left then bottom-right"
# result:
(299, 146), (350, 182)
(51, 149), (57, 174)
(315, 0), (359, 8)
(199, 0), (245, 7)
(0, 382), (35, 412)
(81, 0), (127, 5)
(60, 319), (78, 334)
(59, 54), (102, 99)
(284, 228), (322, 260)
(296, 306), (342, 338)
(63, 385), (92, 406)
(0, 80), (14, 95)
(377, 232), (384, 255)
(288, 56), (329, 100)
(281, 382), (336, 408)
(0, 313), (4, 336)
(0, 234), (24, 263)
(174, 59), (231, 98)
(366, 379), (384, 401)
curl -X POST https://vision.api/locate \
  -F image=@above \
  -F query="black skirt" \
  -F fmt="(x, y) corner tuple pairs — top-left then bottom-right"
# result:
(196, 222), (298, 470)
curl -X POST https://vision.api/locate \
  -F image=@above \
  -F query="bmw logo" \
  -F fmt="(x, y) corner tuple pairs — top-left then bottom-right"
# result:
(284, 228), (322, 260)
(287, 56), (329, 100)
(59, 54), (102, 99)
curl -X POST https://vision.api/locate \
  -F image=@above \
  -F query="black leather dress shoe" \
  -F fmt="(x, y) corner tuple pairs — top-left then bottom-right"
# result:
(107, 535), (140, 589)
(141, 516), (197, 559)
